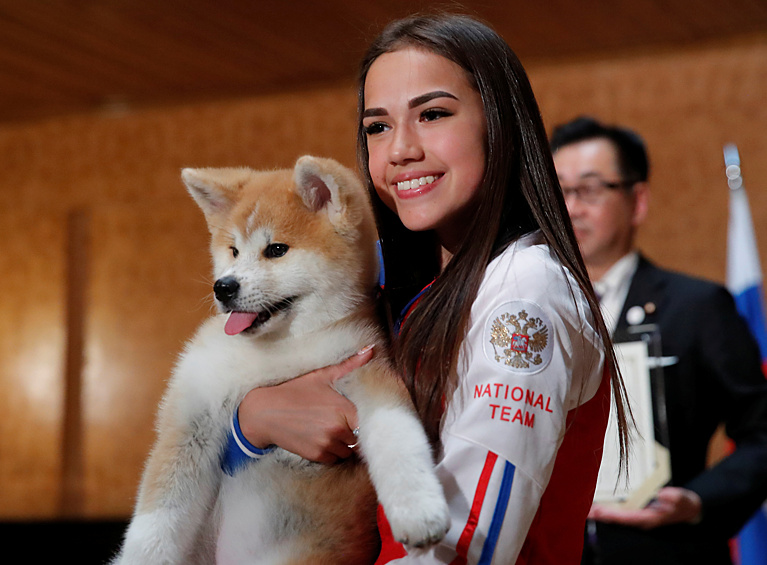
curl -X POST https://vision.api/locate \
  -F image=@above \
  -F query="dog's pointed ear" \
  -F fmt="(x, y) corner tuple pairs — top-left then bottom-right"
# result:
(182, 168), (239, 221)
(293, 156), (348, 221)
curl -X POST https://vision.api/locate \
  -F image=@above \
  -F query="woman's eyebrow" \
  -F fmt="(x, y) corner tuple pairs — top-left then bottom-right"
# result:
(362, 107), (388, 118)
(409, 90), (457, 108)
(363, 91), (459, 118)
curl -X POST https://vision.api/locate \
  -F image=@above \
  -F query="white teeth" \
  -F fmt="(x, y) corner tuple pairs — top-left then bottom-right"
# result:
(397, 175), (437, 191)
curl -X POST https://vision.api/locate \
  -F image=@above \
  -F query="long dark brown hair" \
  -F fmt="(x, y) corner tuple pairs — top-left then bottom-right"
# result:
(356, 13), (631, 469)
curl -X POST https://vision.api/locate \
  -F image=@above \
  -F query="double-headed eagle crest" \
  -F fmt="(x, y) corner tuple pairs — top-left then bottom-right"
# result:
(489, 308), (549, 369)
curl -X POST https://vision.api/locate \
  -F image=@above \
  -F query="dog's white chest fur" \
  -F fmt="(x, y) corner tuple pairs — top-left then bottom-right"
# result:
(215, 463), (295, 564)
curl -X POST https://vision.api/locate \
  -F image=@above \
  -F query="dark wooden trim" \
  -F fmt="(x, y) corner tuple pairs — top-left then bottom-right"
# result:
(59, 208), (90, 517)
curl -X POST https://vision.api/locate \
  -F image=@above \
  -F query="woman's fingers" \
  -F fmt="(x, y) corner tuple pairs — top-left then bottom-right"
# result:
(236, 344), (376, 463)
(322, 344), (376, 384)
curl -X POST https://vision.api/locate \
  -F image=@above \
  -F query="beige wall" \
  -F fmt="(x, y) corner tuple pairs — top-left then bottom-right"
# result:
(2, 37), (766, 519)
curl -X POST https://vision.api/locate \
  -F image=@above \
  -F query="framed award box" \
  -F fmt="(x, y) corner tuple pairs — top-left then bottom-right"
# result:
(593, 325), (672, 509)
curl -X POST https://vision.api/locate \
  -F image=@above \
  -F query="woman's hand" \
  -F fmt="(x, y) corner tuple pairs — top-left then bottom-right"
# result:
(237, 345), (375, 464)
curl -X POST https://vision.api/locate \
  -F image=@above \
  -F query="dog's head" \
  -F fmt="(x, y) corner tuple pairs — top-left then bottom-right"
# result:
(183, 156), (379, 337)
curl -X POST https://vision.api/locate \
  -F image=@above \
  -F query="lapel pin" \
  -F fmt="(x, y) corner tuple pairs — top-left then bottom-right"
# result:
(644, 302), (656, 314)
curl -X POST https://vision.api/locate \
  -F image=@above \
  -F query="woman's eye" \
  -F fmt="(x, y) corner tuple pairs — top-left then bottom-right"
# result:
(363, 122), (388, 135)
(264, 243), (289, 259)
(421, 108), (451, 122)
(230, 246), (239, 258)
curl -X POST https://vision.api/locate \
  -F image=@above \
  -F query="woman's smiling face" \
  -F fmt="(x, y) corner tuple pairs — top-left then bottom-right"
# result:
(362, 47), (487, 251)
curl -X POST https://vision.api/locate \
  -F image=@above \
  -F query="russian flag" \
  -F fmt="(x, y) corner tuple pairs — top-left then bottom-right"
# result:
(725, 144), (767, 565)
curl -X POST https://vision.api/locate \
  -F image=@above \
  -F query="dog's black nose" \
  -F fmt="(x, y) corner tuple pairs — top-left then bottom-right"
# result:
(214, 277), (240, 303)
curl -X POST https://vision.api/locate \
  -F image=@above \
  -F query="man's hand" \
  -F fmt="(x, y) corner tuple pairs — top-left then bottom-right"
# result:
(237, 345), (375, 464)
(589, 487), (702, 529)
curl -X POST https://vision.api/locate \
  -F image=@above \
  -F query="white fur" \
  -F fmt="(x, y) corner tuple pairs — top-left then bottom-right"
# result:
(356, 402), (450, 546)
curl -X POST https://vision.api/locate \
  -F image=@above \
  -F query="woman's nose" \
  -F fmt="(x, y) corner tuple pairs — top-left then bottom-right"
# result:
(389, 124), (423, 164)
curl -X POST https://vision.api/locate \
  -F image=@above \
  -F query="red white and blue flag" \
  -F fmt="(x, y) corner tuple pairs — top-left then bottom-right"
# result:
(725, 144), (767, 565)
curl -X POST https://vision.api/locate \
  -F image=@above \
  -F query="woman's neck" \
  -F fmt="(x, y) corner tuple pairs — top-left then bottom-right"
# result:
(440, 246), (453, 272)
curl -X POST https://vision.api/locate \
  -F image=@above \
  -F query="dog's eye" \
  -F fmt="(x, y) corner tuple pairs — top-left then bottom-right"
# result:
(264, 243), (289, 258)
(230, 246), (239, 258)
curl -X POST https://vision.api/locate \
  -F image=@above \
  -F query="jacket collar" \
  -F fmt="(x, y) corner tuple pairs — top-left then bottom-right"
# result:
(613, 255), (667, 341)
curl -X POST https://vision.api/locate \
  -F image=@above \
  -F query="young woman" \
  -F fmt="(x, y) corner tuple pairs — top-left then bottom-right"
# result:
(238, 13), (630, 564)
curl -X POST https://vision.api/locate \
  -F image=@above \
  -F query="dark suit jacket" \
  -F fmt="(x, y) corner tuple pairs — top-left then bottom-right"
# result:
(583, 256), (767, 565)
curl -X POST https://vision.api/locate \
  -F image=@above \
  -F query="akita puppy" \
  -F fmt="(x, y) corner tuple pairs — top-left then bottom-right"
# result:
(112, 156), (449, 565)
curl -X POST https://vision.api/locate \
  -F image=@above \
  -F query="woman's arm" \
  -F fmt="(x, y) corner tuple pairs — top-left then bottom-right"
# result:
(236, 345), (374, 464)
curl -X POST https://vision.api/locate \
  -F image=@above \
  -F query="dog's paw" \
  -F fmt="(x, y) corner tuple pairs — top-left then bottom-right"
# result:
(386, 493), (451, 549)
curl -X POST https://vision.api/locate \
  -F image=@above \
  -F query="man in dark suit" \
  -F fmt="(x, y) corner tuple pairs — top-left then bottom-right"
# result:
(551, 116), (767, 565)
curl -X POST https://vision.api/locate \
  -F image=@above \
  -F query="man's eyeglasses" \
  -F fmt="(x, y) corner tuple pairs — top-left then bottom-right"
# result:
(561, 178), (636, 205)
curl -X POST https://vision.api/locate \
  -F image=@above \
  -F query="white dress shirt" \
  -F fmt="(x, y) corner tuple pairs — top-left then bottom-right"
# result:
(592, 252), (639, 335)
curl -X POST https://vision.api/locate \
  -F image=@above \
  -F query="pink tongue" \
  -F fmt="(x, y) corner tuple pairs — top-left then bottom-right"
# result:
(224, 312), (259, 336)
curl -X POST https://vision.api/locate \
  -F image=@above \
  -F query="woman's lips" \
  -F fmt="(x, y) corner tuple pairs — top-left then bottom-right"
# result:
(392, 173), (443, 198)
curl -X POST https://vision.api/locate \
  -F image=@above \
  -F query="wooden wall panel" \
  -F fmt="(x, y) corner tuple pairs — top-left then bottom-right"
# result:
(4, 86), (358, 211)
(0, 210), (66, 518)
(1, 36), (766, 520)
(80, 203), (213, 517)
(0, 85), (357, 518)
(530, 37), (767, 284)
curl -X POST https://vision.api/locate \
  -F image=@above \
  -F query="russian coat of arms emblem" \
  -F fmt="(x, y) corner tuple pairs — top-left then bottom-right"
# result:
(489, 309), (549, 369)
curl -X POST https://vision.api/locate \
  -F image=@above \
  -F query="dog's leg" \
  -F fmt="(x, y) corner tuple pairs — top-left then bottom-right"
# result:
(341, 360), (451, 550)
(111, 387), (226, 565)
